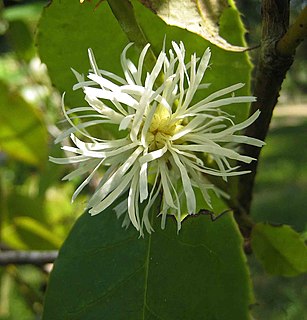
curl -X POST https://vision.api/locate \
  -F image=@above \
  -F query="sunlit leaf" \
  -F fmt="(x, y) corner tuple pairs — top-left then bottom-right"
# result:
(138, 0), (246, 52)
(3, 2), (44, 22)
(251, 223), (307, 276)
(0, 82), (48, 166)
(13, 216), (63, 250)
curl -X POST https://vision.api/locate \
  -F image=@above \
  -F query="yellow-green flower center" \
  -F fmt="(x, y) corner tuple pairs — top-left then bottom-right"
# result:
(146, 104), (183, 151)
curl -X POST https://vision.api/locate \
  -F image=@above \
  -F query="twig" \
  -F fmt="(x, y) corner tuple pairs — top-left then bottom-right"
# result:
(277, 6), (307, 56)
(235, 2), (307, 239)
(197, 209), (232, 221)
(106, 0), (157, 70)
(235, 0), (295, 235)
(0, 250), (58, 266)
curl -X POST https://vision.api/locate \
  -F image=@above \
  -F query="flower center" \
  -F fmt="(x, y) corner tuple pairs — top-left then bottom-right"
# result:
(146, 104), (183, 151)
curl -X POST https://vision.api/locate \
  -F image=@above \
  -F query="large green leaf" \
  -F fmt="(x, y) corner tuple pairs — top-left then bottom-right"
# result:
(251, 223), (307, 277)
(0, 82), (47, 166)
(43, 211), (252, 320)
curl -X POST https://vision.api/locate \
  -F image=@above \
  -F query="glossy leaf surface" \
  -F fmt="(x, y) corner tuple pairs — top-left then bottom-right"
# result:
(43, 211), (252, 320)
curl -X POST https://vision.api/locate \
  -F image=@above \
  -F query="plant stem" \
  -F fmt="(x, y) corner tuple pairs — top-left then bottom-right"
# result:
(235, 0), (297, 224)
(106, 0), (157, 71)
(233, 3), (307, 243)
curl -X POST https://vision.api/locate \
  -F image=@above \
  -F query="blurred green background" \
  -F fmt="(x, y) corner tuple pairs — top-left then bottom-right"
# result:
(0, 0), (306, 319)
(0, 1), (85, 318)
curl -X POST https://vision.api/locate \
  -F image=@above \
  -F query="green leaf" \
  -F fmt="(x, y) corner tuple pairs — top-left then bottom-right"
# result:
(251, 223), (307, 276)
(7, 20), (35, 61)
(137, 0), (246, 52)
(106, 0), (157, 71)
(37, 0), (129, 108)
(0, 82), (48, 166)
(43, 211), (252, 320)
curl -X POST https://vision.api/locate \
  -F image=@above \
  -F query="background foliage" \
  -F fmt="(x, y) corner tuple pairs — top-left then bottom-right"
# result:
(0, 0), (306, 319)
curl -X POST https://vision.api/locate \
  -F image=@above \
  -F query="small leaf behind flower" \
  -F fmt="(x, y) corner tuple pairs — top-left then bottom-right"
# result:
(138, 0), (247, 52)
(251, 223), (307, 276)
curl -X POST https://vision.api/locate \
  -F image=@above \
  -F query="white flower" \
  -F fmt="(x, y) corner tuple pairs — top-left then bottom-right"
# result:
(50, 41), (264, 235)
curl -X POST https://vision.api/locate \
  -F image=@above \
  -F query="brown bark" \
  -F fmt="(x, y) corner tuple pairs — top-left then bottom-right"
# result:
(235, 1), (294, 235)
